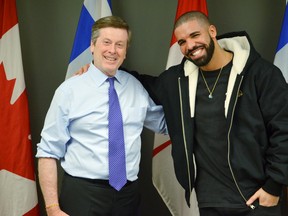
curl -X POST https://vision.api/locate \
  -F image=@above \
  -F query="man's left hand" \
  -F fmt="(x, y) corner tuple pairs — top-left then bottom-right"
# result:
(246, 188), (279, 207)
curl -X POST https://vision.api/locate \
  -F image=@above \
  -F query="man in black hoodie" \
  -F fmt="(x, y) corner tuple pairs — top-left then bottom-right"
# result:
(139, 11), (288, 216)
(78, 11), (288, 216)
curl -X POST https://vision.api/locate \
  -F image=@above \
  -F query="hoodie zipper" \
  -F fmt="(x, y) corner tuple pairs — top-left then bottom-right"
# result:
(178, 77), (192, 194)
(227, 76), (256, 210)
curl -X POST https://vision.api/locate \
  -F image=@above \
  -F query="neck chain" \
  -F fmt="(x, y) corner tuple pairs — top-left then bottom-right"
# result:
(199, 66), (223, 99)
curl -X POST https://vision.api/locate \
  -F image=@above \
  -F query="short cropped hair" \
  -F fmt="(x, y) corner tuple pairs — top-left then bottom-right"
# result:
(174, 11), (211, 30)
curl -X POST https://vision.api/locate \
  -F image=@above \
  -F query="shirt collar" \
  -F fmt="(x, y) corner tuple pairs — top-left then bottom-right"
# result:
(88, 63), (124, 87)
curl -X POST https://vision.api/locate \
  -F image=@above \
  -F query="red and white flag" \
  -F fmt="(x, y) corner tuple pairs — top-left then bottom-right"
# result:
(0, 0), (39, 215)
(152, 1), (208, 215)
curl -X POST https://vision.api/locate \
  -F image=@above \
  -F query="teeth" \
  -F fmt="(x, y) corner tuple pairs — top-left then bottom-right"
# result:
(192, 49), (201, 56)
(105, 56), (116, 61)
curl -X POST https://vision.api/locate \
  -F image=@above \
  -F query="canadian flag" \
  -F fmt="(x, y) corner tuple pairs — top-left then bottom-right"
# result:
(0, 0), (39, 215)
(152, 1), (208, 215)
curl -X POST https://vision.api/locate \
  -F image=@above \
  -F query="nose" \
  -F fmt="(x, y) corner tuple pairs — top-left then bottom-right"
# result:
(186, 38), (196, 50)
(108, 44), (117, 53)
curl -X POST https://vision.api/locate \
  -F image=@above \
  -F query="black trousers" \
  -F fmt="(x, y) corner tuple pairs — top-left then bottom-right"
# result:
(199, 205), (282, 216)
(59, 173), (140, 216)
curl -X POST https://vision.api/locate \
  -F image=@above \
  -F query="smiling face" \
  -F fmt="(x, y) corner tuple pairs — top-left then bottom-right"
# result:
(90, 27), (128, 76)
(174, 19), (216, 67)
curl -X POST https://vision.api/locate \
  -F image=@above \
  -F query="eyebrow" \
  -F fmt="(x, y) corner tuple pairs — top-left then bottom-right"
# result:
(190, 31), (201, 37)
(177, 39), (185, 45)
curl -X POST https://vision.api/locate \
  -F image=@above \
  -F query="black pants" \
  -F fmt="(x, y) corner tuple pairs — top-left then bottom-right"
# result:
(59, 173), (140, 216)
(199, 205), (282, 216)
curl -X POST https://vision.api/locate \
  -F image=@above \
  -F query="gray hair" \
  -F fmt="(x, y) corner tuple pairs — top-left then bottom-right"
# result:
(91, 15), (132, 46)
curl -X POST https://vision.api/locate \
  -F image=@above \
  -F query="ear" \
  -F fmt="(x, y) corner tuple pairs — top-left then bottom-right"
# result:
(90, 41), (94, 53)
(209, 25), (217, 38)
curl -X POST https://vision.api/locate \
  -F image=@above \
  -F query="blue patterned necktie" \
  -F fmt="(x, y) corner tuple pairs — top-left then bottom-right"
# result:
(108, 77), (127, 191)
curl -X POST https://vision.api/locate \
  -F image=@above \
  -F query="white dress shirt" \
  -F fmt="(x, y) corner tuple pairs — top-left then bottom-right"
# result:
(36, 63), (167, 181)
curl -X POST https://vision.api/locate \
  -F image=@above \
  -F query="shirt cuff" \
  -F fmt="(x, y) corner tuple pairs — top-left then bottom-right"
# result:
(262, 178), (283, 196)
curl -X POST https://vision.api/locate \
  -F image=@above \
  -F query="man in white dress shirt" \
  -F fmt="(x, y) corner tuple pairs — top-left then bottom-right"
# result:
(36, 16), (167, 216)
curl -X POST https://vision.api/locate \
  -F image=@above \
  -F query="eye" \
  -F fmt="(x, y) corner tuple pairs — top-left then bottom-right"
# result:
(191, 32), (200, 38)
(103, 40), (111, 45)
(116, 43), (125, 49)
(178, 40), (186, 46)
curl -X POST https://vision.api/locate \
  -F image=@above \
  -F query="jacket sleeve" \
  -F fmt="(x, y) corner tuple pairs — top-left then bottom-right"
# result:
(120, 66), (163, 105)
(257, 63), (288, 195)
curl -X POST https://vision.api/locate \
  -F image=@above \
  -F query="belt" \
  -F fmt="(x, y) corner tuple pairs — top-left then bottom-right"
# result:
(65, 172), (136, 188)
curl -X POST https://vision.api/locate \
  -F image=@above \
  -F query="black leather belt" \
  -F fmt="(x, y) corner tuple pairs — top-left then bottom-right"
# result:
(65, 172), (136, 188)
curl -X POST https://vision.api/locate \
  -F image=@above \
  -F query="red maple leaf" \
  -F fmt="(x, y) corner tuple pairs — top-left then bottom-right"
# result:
(0, 63), (36, 181)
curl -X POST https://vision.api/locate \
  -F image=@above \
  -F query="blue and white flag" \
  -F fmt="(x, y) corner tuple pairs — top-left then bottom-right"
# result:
(274, 1), (288, 82)
(66, 0), (112, 79)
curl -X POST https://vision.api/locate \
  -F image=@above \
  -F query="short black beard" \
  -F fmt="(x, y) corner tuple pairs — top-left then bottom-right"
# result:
(187, 37), (215, 67)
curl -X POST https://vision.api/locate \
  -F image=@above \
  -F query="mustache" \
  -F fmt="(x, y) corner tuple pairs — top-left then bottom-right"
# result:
(186, 45), (204, 56)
